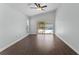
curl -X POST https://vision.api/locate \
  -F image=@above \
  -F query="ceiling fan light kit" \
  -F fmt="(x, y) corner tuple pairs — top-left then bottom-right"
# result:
(37, 8), (42, 11)
(30, 3), (47, 11)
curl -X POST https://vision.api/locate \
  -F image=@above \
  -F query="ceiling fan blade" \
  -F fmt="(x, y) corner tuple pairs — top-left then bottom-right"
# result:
(41, 8), (46, 11)
(38, 3), (41, 7)
(41, 5), (47, 8)
(34, 3), (39, 7)
(34, 3), (41, 8)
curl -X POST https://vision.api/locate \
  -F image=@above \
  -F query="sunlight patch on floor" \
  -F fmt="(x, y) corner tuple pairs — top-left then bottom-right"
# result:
(36, 34), (54, 52)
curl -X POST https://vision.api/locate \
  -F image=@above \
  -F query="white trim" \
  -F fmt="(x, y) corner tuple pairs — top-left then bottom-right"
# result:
(0, 34), (29, 53)
(55, 33), (79, 54)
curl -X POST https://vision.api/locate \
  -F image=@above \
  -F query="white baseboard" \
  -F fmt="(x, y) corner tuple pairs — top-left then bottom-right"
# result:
(55, 33), (79, 54)
(0, 34), (29, 53)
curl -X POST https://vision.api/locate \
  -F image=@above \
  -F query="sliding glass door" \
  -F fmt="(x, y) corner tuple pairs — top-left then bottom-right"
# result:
(37, 21), (53, 34)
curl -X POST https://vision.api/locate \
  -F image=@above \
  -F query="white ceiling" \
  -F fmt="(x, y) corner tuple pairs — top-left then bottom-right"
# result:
(6, 3), (61, 17)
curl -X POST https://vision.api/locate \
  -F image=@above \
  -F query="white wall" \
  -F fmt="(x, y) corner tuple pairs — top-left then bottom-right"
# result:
(30, 11), (56, 34)
(0, 4), (29, 50)
(55, 4), (79, 54)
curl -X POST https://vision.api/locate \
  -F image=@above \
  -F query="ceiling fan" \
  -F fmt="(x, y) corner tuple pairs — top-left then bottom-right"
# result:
(30, 3), (47, 11)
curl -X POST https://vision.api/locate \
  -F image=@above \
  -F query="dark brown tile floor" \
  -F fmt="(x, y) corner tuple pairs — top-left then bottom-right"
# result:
(0, 34), (77, 55)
